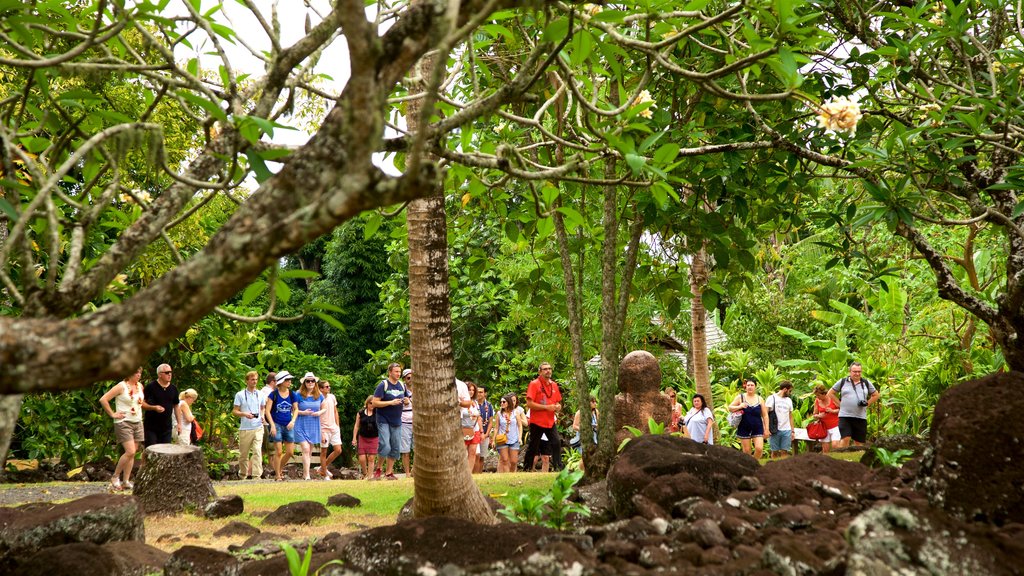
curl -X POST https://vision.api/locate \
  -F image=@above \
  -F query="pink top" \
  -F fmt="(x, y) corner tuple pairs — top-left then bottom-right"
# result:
(320, 393), (339, 431)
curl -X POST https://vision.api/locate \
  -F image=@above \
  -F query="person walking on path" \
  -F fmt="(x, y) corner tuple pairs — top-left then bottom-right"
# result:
(352, 395), (379, 479)
(525, 362), (562, 473)
(259, 372), (276, 470)
(140, 363), (179, 466)
(265, 371), (300, 481)
(474, 384), (494, 474)
(317, 380), (343, 479)
(372, 363), (410, 480)
(295, 372), (326, 480)
(729, 378), (770, 460)
(766, 381), (795, 459)
(99, 367), (144, 491)
(827, 362), (880, 448)
(233, 371), (264, 480)
(399, 368), (415, 478)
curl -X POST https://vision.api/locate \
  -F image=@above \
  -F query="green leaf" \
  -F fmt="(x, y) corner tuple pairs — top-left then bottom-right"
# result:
(245, 151), (273, 183)
(20, 136), (50, 154)
(625, 153), (646, 176)
(273, 278), (291, 304)
(1013, 200), (1024, 219)
(542, 17), (570, 42)
(239, 280), (266, 307)
(701, 290), (720, 311)
(653, 143), (680, 164)
(363, 214), (382, 240)
(177, 90), (227, 121)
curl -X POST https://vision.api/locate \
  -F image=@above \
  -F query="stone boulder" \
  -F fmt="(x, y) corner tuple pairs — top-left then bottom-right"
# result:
(326, 493), (361, 508)
(213, 521), (260, 538)
(846, 503), (1024, 575)
(0, 493), (144, 573)
(263, 501), (330, 525)
(859, 434), (929, 468)
(165, 545), (240, 576)
(607, 434), (759, 519)
(18, 542), (119, 576)
(614, 351), (672, 446)
(919, 371), (1024, 524)
(204, 495), (244, 519)
(134, 444), (216, 515)
(752, 453), (871, 511)
(343, 516), (561, 574)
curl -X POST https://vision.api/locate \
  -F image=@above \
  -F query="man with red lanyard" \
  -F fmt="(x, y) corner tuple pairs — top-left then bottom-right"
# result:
(525, 362), (562, 473)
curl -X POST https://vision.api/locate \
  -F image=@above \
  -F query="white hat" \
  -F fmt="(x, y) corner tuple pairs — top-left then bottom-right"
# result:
(275, 371), (294, 384)
(402, 368), (413, 377)
(302, 371), (318, 382)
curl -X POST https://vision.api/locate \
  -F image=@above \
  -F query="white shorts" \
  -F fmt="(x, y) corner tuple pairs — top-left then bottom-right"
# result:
(822, 426), (841, 442)
(479, 435), (490, 455)
(321, 427), (342, 447)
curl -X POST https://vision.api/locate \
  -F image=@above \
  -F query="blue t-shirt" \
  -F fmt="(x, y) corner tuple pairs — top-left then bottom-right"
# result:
(268, 389), (302, 426)
(373, 380), (410, 426)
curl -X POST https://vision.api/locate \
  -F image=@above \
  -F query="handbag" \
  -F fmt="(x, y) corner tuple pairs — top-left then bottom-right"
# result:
(806, 419), (827, 440)
(727, 410), (742, 427)
(462, 427), (475, 441)
(493, 413), (509, 445)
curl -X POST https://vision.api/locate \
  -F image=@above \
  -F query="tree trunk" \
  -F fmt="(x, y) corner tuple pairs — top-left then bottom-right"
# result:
(405, 50), (494, 523)
(689, 242), (714, 420)
(134, 444), (216, 515)
(551, 196), (595, 471)
(407, 194), (494, 523)
(0, 395), (22, 470)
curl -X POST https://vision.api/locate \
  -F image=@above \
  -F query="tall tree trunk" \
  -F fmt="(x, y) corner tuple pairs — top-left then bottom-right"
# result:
(689, 242), (713, 413)
(406, 50), (494, 523)
(551, 198), (592, 471)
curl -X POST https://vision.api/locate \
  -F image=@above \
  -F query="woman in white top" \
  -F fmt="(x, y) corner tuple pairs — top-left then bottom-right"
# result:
(682, 394), (715, 445)
(99, 367), (144, 491)
(173, 389), (199, 445)
(461, 382), (482, 472)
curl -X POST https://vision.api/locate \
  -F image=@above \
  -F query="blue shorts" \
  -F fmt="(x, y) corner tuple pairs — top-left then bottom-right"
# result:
(769, 429), (792, 452)
(378, 423), (402, 460)
(497, 441), (521, 451)
(269, 424), (296, 443)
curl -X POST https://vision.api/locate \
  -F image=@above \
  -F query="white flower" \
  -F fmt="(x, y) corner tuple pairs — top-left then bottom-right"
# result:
(816, 96), (862, 135)
(633, 89), (657, 119)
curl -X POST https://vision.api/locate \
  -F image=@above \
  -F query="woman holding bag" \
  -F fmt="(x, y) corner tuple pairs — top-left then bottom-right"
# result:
(812, 384), (841, 453)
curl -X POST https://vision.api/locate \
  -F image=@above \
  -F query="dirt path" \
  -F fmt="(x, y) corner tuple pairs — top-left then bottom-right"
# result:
(0, 479), (261, 507)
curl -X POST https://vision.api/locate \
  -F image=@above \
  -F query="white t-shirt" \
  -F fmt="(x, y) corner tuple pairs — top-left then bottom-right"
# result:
(767, 393), (794, 431)
(456, 378), (469, 403)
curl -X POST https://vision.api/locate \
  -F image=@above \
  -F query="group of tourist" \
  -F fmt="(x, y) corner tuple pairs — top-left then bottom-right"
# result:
(716, 361), (879, 459)
(100, 359), (878, 490)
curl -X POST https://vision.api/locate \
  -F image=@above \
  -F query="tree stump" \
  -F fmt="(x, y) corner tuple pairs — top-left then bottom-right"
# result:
(134, 444), (216, 515)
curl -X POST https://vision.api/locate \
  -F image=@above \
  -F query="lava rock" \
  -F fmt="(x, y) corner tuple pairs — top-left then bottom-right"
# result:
(204, 495), (244, 519)
(262, 501), (330, 525)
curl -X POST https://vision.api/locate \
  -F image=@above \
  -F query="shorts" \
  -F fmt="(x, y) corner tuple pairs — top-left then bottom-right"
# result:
(115, 420), (144, 444)
(269, 424), (296, 443)
(465, 430), (481, 446)
(321, 427), (342, 447)
(357, 436), (379, 456)
(821, 426), (841, 442)
(497, 441), (521, 451)
(479, 434), (490, 455)
(378, 423), (402, 460)
(838, 417), (868, 443)
(144, 426), (172, 446)
(400, 423), (413, 454)
(769, 429), (792, 452)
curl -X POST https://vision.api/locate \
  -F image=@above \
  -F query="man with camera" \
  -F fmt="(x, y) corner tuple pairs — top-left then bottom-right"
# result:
(827, 362), (879, 448)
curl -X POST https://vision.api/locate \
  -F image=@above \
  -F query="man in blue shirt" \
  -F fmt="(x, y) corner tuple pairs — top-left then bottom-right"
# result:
(474, 385), (494, 473)
(372, 363), (410, 480)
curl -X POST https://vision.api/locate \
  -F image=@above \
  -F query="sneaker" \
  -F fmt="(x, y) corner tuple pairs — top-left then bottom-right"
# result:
(385, 473), (398, 481)
(124, 481), (134, 491)
(373, 469), (382, 480)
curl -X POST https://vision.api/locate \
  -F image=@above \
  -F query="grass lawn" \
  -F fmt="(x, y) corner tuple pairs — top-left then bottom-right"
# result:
(145, 472), (556, 553)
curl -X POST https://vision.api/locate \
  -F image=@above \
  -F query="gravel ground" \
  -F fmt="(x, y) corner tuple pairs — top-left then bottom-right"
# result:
(0, 479), (263, 507)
